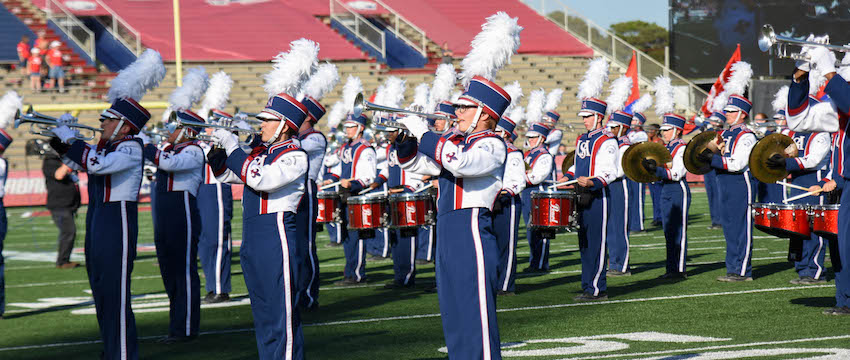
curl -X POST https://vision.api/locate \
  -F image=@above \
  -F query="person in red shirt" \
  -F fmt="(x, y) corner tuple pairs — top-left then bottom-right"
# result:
(35, 31), (49, 52)
(28, 48), (42, 92)
(16, 36), (30, 75)
(46, 41), (65, 92)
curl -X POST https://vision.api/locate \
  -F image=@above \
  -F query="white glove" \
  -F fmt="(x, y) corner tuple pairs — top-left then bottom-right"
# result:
(796, 35), (817, 72)
(212, 128), (239, 155)
(136, 131), (151, 145)
(323, 153), (340, 168)
(234, 120), (252, 131)
(397, 115), (429, 139)
(51, 125), (77, 144)
(810, 47), (837, 75)
(58, 113), (75, 124)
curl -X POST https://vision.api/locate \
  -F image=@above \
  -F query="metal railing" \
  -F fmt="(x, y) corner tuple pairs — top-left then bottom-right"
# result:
(43, 0), (96, 61)
(329, 0), (386, 59)
(371, 0), (428, 57)
(523, 0), (708, 112)
(93, 0), (142, 55)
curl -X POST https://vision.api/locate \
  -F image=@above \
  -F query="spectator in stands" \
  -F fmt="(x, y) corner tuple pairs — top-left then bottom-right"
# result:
(42, 132), (81, 269)
(441, 41), (453, 64)
(753, 112), (768, 123)
(16, 36), (30, 76)
(557, 144), (567, 156)
(35, 31), (49, 52)
(28, 48), (42, 92)
(46, 41), (65, 93)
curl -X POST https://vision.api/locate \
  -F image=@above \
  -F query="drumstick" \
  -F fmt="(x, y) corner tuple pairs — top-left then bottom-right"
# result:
(783, 189), (822, 203)
(414, 183), (434, 194)
(320, 181), (341, 190)
(364, 190), (387, 197)
(777, 181), (810, 192)
(548, 179), (579, 189)
(358, 187), (374, 195)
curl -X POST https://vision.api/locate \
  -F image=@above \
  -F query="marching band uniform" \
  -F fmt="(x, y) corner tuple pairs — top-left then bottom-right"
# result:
(0, 131), (11, 318)
(606, 111), (633, 275)
(417, 102), (457, 262)
(522, 123), (555, 271)
(757, 125), (786, 204)
(494, 116), (524, 294)
(627, 113), (648, 232)
(710, 94), (758, 281)
(543, 110), (563, 156)
(295, 96), (328, 309)
(565, 98), (619, 299)
(322, 150), (344, 246)
(367, 140), (391, 259)
(212, 92), (309, 359)
(704, 112), (726, 229)
(647, 130), (665, 226)
(143, 110), (205, 340)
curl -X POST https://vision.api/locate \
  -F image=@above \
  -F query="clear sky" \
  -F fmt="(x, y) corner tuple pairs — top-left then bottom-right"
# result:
(536, 0), (670, 30)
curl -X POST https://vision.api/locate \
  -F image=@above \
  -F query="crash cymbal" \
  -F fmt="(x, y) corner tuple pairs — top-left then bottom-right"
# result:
(561, 150), (575, 175)
(683, 130), (718, 175)
(623, 142), (673, 183)
(749, 133), (797, 183)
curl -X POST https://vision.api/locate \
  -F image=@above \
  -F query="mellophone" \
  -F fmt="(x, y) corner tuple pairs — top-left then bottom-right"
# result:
(752, 203), (839, 262)
(316, 188), (436, 236)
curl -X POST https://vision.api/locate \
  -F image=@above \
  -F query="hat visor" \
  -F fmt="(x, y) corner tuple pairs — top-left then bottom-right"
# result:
(256, 112), (280, 121)
(577, 110), (594, 117)
(660, 124), (674, 131)
(343, 122), (359, 128)
(453, 98), (478, 107)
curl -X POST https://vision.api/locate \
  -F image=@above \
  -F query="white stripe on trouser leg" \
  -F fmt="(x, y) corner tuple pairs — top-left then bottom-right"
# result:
(355, 240), (364, 281)
(276, 212), (294, 360)
(502, 199), (516, 291)
(120, 201), (128, 360)
(622, 181), (630, 272)
(405, 236), (415, 285)
(427, 225), (434, 261)
(591, 190), (608, 296)
(306, 184), (317, 306)
(470, 208), (491, 359)
(183, 192), (192, 336)
(382, 229), (389, 257)
(679, 181), (688, 273)
(742, 173), (753, 277)
(814, 236), (824, 279)
(638, 184), (644, 230)
(215, 183), (224, 294)
(538, 238), (547, 269)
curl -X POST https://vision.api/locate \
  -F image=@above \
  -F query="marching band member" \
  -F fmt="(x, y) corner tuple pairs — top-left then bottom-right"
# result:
(494, 103), (525, 295)
(564, 57), (619, 301)
(521, 90), (555, 272)
(396, 12), (520, 358)
(703, 62), (758, 282)
(542, 89), (564, 156)
(0, 91), (19, 319)
(49, 50), (165, 359)
(704, 99), (728, 230)
(143, 67), (208, 342)
(208, 38), (317, 358)
(627, 95), (651, 232)
(323, 112), (377, 285)
(646, 123), (664, 226)
(196, 72), (234, 304)
(643, 77), (691, 279)
(603, 76), (635, 277)
(296, 62), (338, 310)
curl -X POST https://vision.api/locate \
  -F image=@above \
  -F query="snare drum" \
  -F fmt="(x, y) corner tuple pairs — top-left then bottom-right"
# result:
(316, 191), (341, 224)
(769, 203), (811, 238)
(530, 189), (575, 232)
(752, 203), (774, 236)
(388, 192), (434, 229)
(810, 204), (839, 241)
(346, 195), (387, 230)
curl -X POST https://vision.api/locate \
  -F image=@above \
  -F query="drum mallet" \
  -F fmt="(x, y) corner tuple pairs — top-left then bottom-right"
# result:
(783, 189), (822, 203)
(548, 179), (579, 189)
(414, 183), (434, 194)
(320, 181), (341, 190)
(777, 181), (810, 192)
(364, 190), (388, 197)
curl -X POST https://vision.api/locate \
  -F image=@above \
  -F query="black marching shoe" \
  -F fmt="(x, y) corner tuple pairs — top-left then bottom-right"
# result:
(335, 277), (367, 286)
(574, 292), (608, 302)
(204, 293), (230, 304)
(659, 272), (687, 280)
(158, 335), (196, 344)
(497, 290), (516, 296)
(790, 276), (826, 285)
(607, 269), (631, 277)
(383, 281), (414, 290)
(716, 273), (753, 282)
(829, 306), (850, 316)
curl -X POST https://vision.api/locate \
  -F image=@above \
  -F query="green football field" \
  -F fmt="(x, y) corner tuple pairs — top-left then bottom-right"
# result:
(1, 192), (848, 359)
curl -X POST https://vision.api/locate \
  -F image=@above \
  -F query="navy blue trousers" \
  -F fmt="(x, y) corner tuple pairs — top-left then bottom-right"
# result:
(493, 194), (520, 293)
(521, 187), (550, 270)
(836, 185), (850, 307)
(197, 183), (233, 295)
(86, 200), (138, 360)
(649, 182), (662, 223)
(242, 211), (304, 360)
(627, 179), (645, 232)
(790, 171), (827, 280)
(704, 170), (722, 226)
(436, 208), (501, 360)
(578, 188), (609, 296)
(153, 191), (201, 337)
(757, 179), (785, 204)
(660, 181), (691, 274)
(326, 221), (344, 244)
(0, 199), (5, 316)
(390, 228), (416, 286)
(717, 172), (756, 277)
(416, 225), (435, 261)
(340, 205), (367, 281)
(296, 181), (321, 307)
(367, 227), (391, 257)
(607, 179), (630, 272)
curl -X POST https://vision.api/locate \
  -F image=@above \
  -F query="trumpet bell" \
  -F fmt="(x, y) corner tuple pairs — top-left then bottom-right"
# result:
(748, 133), (797, 183)
(352, 92), (449, 123)
(758, 24), (775, 52)
(623, 142), (672, 183)
(683, 131), (719, 175)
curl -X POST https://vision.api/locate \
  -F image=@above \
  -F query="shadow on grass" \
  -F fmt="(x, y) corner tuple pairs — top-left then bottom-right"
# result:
(790, 296), (835, 309)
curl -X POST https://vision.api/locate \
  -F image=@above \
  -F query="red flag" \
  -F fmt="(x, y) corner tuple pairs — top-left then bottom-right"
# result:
(625, 51), (639, 106)
(700, 44), (741, 118)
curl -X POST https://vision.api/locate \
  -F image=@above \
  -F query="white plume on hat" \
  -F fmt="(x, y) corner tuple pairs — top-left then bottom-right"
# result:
(301, 62), (340, 102)
(263, 39), (319, 97)
(342, 76), (363, 114)
(577, 57), (609, 100)
(0, 91), (23, 129)
(544, 88), (563, 113)
(507, 105), (525, 125)
(327, 101), (346, 129)
(375, 76), (406, 108)
(631, 94), (652, 115)
(169, 66), (209, 111)
(459, 12), (523, 86)
(605, 77), (633, 114)
(837, 52), (850, 80)
(771, 86), (789, 113)
(724, 61), (752, 97)
(107, 49), (166, 103)
(412, 83), (430, 108)
(198, 71), (233, 117)
(450, 90), (463, 102)
(653, 76), (675, 116)
(428, 63), (456, 111)
(525, 89), (545, 124)
(503, 81), (523, 110)
(710, 91), (729, 114)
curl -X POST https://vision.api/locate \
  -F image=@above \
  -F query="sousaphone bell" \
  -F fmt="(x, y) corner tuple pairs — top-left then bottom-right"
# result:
(622, 142), (673, 183)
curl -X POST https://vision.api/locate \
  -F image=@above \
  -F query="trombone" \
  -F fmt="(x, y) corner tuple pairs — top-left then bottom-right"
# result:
(758, 24), (850, 62)
(14, 105), (102, 141)
(352, 93), (449, 130)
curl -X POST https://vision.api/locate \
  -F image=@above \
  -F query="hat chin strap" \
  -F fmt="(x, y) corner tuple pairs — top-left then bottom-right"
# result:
(464, 106), (484, 135)
(264, 119), (287, 146)
(107, 119), (125, 143)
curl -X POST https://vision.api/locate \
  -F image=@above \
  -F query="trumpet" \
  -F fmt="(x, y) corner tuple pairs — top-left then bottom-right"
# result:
(171, 112), (261, 143)
(758, 24), (850, 62)
(230, 107), (263, 125)
(14, 106), (102, 141)
(352, 93), (449, 130)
